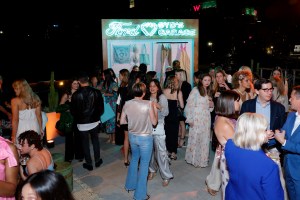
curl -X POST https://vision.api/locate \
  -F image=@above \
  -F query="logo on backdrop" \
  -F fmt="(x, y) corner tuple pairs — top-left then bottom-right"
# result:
(105, 21), (196, 37)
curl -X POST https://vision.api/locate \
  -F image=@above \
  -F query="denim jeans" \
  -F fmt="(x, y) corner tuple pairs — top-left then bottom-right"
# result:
(79, 124), (101, 166)
(125, 133), (153, 200)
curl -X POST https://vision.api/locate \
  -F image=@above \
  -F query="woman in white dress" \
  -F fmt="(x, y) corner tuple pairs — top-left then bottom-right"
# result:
(11, 79), (43, 144)
(184, 73), (214, 168)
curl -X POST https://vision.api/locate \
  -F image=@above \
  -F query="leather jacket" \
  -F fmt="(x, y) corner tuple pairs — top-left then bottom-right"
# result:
(71, 86), (104, 124)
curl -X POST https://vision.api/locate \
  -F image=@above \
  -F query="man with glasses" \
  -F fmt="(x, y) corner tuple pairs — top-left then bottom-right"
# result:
(240, 78), (287, 199)
(240, 78), (286, 146)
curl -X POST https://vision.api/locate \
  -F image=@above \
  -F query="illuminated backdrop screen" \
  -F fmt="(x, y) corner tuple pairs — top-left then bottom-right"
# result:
(101, 19), (199, 86)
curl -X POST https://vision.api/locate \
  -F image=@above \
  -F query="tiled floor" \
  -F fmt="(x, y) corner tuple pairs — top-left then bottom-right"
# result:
(49, 132), (222, 200)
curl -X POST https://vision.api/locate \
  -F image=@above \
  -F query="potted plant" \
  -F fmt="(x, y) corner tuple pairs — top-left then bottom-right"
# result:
(45, 71), (60, 141)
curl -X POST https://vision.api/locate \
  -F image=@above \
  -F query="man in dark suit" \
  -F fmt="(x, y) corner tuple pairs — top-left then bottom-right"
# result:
(275, 86), (300, 200)
(240, 78), (286, 147)
(240, 78), (288, 199)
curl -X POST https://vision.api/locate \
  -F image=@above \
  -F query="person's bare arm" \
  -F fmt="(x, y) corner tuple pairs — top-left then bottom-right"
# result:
(116, 104), (122, 127)
(35, 105), (43, 136)
(11, 98), (19, 143)
(149, 102), (158, 126)
(178, 91), (184, 109)
(59, 93), (68, 105)
(120, 107), (127, 125)
(0, 143), (19, 197)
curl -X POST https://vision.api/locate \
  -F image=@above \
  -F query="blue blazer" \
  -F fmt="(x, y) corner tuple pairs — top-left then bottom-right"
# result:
(240, 97), (286, 146)
(281, 112), (300, 180)
(225, 139), (284, 200)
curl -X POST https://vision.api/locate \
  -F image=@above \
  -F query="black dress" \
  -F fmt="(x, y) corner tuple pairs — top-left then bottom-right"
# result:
(164, 99), (179, 154)
(64, 100), (84, 162)
(179, 81), (192, 121)
(115, 86), (128, 145)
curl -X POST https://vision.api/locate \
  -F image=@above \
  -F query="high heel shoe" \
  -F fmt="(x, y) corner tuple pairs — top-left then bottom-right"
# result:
(162, 179), (170, 187)
(170, 153), (177, 160)
(205, 180), (218, 196)
(124, 161), (130, 167)
(147, 172), (156, 180)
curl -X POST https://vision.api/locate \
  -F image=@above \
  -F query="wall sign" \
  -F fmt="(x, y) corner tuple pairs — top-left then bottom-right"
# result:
(104, 21), (196, 38)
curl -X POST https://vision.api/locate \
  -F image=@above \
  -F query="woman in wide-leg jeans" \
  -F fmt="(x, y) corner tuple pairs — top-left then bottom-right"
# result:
(120, 82), (158, 200)
(125, 133), (153, 199)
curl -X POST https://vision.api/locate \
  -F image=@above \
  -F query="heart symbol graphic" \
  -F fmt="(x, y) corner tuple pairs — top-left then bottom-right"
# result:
(141, 22), (158, 36)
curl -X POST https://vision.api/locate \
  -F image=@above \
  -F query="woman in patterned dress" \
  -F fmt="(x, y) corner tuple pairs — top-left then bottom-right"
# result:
(184, 73), (214, 168)
(98, 69), (118, 144)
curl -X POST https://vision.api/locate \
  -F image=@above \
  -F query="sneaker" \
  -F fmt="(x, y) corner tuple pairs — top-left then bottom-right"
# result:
(83, 163), (93, 171)
(95, 159), (103, 168)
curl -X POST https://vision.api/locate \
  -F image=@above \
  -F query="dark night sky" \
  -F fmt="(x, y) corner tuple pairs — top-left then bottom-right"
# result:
(0, 0), (300, 83)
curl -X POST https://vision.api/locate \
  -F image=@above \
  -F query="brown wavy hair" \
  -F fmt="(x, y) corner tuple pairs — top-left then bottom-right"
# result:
(231, 70), (252, 89)
(197, 73), (213, 97)
(164, 75), (178, 94)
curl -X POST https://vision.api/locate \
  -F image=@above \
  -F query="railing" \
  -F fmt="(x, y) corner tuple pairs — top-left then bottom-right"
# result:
(259, 67), (300, 86)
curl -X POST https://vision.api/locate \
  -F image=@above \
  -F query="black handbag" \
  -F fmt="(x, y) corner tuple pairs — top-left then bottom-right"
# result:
(55, 120), (64, 136)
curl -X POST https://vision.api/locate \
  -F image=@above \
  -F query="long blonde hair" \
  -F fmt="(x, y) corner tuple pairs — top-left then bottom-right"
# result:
(270, 76), (285, 96)
(12, 79), (41, 108)
(213, 69), (227, 94)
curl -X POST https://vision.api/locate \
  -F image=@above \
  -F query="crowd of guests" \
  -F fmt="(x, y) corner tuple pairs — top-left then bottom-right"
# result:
(1, 61), (300, 200)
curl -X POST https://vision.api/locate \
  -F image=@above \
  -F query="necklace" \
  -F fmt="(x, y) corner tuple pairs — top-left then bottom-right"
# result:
(236, 88), (246, 96)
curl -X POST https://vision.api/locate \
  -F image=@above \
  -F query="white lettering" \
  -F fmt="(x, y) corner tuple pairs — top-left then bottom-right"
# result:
(105, 22), (140, 37)
(105, 21), (196, 37)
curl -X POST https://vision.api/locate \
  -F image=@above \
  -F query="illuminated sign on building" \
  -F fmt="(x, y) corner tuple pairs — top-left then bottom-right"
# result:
(192, 0), (216, 12)
(105, 21), (196, 37)
(202, 1), (217, 9)
(244, 8), (257, 16)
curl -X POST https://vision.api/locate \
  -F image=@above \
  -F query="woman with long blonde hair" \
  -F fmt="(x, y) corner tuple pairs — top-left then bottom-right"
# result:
(116, 68), (131, 166)
(270, 76), (289, 112)
(11, 79), (43, 144)
(163, 75), (184, 160)
(175, 69), (191, 148)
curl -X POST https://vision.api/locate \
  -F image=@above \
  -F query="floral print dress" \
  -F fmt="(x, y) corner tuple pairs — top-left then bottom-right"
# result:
(184, 87), (212, 168)
(100, 81), (118, 134)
